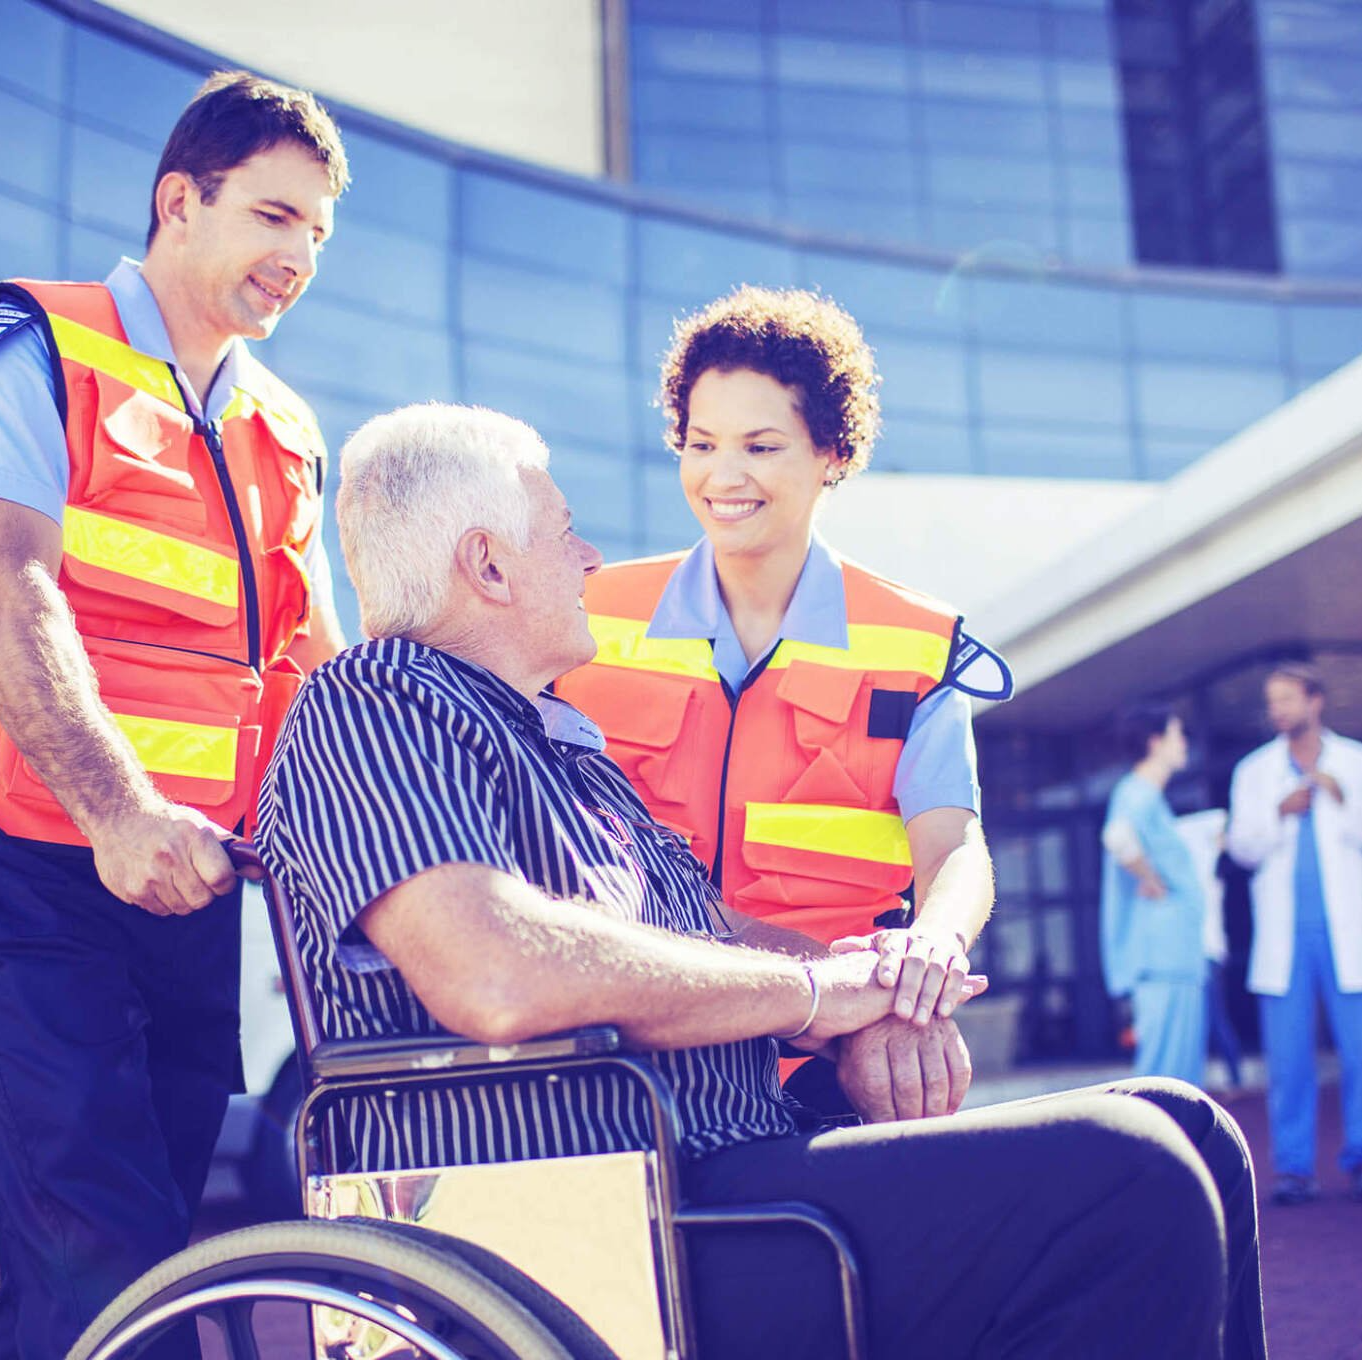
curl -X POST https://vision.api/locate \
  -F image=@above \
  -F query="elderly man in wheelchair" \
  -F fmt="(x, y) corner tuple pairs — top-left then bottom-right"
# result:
(73, 403), (1267, 1360)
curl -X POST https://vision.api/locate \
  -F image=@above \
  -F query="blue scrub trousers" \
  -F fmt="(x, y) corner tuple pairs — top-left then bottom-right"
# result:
(0, 832), (243, 1360)
(1258, 920), (1362, 1178)
(1132, 975), (1207, 1088)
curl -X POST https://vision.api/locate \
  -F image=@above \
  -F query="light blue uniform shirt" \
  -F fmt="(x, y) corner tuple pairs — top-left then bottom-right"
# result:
(647, 535), (981, 824)
(0, 258), (332, 593)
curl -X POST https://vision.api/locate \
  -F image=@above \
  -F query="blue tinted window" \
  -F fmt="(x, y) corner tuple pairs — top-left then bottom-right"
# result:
(1135, 362), (1287, 433)
(676, 186), (780, 221)
(629, 369), (667, 449)
(803, 257), (967, 337)
(1263, 51), (1362, 108)
(1064, 214), (1131, 264)
(970, 275), (1126, 353)
(70, 29), (199, 144)
(461, 174), (628, 285)
(781, 142), (915, 194)
(634, 297), (678, 376)
(920, 99), (1050, 154)
(1259, 1), (1362, 54)
(642, 461), (700, 546)
(919, 49), (1046, 103)
(1063, 162), (1127, 212)
(632, 23), (764, 80)
(633, 0), (761, 25)
(927, 152), (1056, 209)
(635, 132), (775, 189)
(977, 348), (1130, 425)
(875, 337), (970, 418)
(875, 414), (976, 474)
(1275, 160), (1362, 215)
(1286, 302), (1362, 370)
(460, 257), (625, 367)
(1280, 217), (1362, 275)
(775, 87), (914, 145)
(69, 126), (159, 237)
(1271, 108), (1362, 161)
(929, 206), (1061, 254)
(65, 223), (141, 283)
(0, 90), (63, 202)
(546, 441), (639, 538)
(269, 298), (453, 409)
(784, 194), (924, 243)
(915, 3), (1045, 54)
(777, 0), (906, 40)
(633, 76), (768, 133)
(636, 217), (798, 303)
(0, 192), (62, 277)
(339, 132), (451, 241)
(980, 422), (1137, 478)
(5, 0), (65, 102)
(775, 35), (912, 92)
(1131, 293), (1283, 364)
(1051, 59), (1120, 110)
(1055, 107), (1125, 159)
(463, 342), (631, 449)
(1051, 11), (1115, 60)
(313, 219), (448, 327)
(1140, 432), (1214, 479)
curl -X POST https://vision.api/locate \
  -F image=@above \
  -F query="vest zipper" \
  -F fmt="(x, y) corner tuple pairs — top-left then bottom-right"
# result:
(710, 653), (774, 893)
(198, 420), (262, 674)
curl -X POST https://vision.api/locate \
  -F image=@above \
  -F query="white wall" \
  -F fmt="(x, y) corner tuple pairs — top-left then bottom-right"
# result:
(106, 0), (605, 176)
(817, 473), (1157, 617)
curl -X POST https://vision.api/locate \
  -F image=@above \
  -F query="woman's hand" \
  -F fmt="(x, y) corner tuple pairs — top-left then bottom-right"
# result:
(830, 926), (987, 1025)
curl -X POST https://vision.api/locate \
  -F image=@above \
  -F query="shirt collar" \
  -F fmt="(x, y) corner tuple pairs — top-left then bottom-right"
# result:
(104, 257), (249, 425)
(647, 532), (849, 651)
(420, 644), (605, 754)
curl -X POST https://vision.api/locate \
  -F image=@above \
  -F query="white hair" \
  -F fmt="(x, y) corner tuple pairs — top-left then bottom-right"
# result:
(337, 403), (549, 638)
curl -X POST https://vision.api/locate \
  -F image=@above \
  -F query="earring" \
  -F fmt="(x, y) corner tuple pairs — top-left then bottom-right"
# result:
(822, 466), (848, 489)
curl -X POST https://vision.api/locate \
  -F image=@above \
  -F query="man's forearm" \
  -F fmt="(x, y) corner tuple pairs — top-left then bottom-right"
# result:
(0, 561), (157, 834)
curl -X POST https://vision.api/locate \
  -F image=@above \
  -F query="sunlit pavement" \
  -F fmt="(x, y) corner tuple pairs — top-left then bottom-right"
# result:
(194, 1071), (1362, 1358)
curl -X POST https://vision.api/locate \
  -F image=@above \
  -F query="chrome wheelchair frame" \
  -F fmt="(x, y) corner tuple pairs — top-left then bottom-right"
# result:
(69, 847), (868, 1359)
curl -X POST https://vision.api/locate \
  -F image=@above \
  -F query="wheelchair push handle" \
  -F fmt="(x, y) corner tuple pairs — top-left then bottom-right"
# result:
(221, 835), (265, 880)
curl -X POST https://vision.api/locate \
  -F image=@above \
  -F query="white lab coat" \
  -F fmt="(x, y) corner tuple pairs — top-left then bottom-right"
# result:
(1226, 730), (1362, 996)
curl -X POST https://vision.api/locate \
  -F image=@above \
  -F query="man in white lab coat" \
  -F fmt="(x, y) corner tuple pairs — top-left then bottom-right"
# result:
(1227, 663), (1362, 1205)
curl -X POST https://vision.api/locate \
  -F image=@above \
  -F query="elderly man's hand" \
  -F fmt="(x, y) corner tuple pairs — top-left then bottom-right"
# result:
(835, 1015), (972, 1124)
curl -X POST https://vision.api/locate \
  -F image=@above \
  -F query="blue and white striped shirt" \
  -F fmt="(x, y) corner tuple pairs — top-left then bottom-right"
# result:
(256, 637), (797, 1170)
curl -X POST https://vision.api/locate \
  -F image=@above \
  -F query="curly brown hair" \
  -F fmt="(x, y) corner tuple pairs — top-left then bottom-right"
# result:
(659, 286), (882, 479)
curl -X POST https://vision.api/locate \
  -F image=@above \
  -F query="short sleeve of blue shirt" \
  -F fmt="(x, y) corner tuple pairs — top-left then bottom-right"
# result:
(894, 685), (981, 823)
(0, 320), (67, 524)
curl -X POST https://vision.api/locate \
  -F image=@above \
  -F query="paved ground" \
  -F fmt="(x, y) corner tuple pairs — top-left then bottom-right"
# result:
(191, 1072), (1362, 1356)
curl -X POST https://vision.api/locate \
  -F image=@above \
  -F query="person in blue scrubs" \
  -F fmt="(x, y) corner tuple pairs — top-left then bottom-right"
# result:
(1101, 704), (1207, 1087)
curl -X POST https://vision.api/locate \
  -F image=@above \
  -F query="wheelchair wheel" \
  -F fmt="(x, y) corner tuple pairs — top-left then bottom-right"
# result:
(69, 1218), (620, 1360)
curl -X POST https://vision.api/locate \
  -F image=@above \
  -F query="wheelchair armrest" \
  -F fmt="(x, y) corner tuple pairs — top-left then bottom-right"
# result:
(307, 1025), (623, 1084)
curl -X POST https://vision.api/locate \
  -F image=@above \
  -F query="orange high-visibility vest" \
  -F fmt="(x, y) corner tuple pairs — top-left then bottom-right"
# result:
(556, 552), (961, 946)
(0, 279), (324, 846)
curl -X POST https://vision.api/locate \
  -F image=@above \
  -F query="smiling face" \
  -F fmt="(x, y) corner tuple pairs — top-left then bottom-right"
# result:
(509, 468), (604, 683)
(678, 367), (840, 561)
(172, 140), (335, 346)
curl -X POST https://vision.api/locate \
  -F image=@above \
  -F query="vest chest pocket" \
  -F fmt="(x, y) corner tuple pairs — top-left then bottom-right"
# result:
(588, 668), (707, 809)
(79, 375), (208, 536)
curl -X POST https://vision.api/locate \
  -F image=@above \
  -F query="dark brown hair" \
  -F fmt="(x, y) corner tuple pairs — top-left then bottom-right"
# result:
(1118, 702), (1180, 763)
(1267, 661), (1327, 700)
(659, 286), (881, 479)
(147, 70), (349, 246)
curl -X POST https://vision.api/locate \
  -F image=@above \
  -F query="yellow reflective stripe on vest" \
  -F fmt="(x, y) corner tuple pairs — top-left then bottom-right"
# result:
(588, 615), (720, 682)
(221, 387), (323, 446)
(112, 713), (237, 782)
(46, 314), (184, 410)
(745, 802), (913, 866)
(771, 624), (951, 678)
(64, 506), (239, 608)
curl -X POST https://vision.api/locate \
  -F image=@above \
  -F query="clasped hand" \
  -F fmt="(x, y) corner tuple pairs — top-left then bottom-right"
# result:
(829, 925), (988, 1026)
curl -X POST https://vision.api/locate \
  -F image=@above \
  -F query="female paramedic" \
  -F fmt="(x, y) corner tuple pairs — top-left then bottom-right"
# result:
(556, 287), (1011, 1095)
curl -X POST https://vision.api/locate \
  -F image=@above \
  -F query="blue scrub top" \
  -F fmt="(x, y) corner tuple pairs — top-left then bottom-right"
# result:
(0, 258), (331, 591)
(1100, 771), (1206, 994)
(647, 534), (981, 825)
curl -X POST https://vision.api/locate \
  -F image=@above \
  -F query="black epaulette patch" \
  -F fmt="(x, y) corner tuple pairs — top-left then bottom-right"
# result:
(867, 687), (918, 740)
(0, 297), (38, 341)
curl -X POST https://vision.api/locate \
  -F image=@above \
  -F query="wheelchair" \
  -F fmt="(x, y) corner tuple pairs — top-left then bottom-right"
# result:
(68, 847), (869, 1360)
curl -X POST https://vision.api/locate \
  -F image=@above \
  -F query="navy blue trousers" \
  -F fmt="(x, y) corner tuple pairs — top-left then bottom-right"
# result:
(0, 832), (242, 1360)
